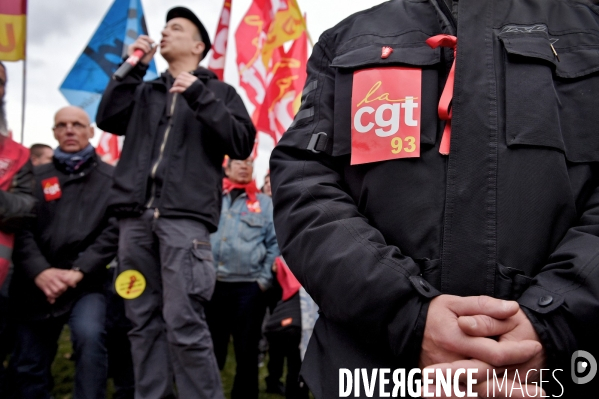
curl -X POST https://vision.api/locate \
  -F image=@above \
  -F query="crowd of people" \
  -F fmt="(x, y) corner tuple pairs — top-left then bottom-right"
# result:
(1, 0), (599, 398)
(0, 6), (316, 399)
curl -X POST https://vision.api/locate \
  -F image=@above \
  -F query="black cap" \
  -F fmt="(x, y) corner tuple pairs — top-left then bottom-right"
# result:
(166, 6), (212, 60)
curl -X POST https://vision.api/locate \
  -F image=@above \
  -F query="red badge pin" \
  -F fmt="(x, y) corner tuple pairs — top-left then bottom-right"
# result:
(381, 46), (393, 59)
(42, 177), (62, 201)
(247, 200), (262, 213)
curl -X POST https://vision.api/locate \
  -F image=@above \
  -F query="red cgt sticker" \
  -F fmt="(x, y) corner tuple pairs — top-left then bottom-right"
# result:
(351, 67), (422, 165)
(42, 177), (62, 201)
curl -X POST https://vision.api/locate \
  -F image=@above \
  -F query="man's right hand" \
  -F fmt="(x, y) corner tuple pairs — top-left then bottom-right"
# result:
(128, 35), (157, 65)
(34, 268), (69, 304)
(420, 295), (542, 368)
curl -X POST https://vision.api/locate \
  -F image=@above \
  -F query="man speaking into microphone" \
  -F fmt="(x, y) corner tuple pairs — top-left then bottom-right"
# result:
(97, 6), (255, 399)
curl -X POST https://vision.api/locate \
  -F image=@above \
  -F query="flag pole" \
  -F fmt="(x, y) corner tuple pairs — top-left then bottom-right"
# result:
(20, 0), (28, 144)
(20, 59), (26, 144)
(290, 0), (313, 47)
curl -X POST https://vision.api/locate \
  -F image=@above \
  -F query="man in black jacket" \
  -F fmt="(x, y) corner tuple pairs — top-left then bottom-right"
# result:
(10, 106), (118, 399)
(10, 107), (118, 399)
(270, 0), (599, 397)
(97, 6), (255, 399)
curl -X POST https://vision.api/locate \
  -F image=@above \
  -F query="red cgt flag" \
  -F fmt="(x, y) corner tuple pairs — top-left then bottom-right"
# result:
(207, 0), (232, 81)
(235, 0), (306, 113)
(254, 28), (308, 142)
(0, 0), (27, 61)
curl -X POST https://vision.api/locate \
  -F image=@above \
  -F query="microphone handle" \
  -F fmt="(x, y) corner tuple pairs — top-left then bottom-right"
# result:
(113, 49), (146, 81)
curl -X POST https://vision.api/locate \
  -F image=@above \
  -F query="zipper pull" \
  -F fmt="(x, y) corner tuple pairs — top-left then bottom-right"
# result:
(550, 43), (560, 62)
(154, 208), (160, 219)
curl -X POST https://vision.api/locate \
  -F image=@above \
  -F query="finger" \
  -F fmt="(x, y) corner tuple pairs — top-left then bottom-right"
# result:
(169, 87), (186, 94)
(42, 287), (54, 299)
(134, 42), (152, 54)
(456, 336), (542, 367)
(458, 314), (519, 337)
(50, 280), (68, 296)
(174, 75), (193, 85)
(449, 296), (519, 319)
(65, 278), (77, 288)
(59, 272), (78, 288)
(138, 36), (155, 46)
(47, 296), (56, 304)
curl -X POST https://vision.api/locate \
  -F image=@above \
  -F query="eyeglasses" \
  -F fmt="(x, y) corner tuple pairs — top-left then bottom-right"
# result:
(231, 160), (254, 166)
(52, 122), (89, 132)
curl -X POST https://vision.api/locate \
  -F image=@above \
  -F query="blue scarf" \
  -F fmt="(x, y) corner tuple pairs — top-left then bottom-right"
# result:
(53, 144), (95, 173)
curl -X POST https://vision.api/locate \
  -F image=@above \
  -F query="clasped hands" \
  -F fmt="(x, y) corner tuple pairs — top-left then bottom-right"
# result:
(34, 268), (84, 304)
(420, 295), (546, 398)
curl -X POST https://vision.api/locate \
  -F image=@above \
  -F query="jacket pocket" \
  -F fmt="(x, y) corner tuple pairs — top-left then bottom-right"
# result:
(330, 40), (443, 157)
(494, 263), (533, 301)
(239, 214), (265, 242)
(499, 30), (599, 162)
(186, 242), (216, 302)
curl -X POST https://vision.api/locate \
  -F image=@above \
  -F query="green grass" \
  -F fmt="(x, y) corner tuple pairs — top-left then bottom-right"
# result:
(51, 327), (301, 399)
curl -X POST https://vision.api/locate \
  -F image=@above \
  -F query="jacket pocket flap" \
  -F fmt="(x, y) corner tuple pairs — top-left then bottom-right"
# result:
(191, 246), (213, 262)
(499, 34), (599, 79)
(240, 214), (265, 228)
(331, 44), (440, 69)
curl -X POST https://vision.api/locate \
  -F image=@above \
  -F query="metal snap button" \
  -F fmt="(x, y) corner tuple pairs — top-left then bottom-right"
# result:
(538, 296), (553, 307)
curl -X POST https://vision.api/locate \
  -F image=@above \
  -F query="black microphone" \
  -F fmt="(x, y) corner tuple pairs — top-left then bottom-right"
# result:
(113, 44), (156, 81)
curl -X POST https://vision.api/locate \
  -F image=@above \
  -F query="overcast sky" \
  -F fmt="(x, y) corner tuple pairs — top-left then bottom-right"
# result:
(3, 0), (388, 182)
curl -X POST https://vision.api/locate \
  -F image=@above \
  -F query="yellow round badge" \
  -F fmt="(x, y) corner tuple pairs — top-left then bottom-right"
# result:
(115, 270), (146, 299)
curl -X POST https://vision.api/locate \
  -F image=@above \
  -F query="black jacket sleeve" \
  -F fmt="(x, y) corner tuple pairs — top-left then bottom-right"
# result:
(72, 216), (119, 275)
(13, 226), (51, 280)
(270, 36), (436, 361)
(518, 175), (599, 370)
(182, 79), (256, 159)
(0, 161), (36, 233)
(96, 63), (149, 135)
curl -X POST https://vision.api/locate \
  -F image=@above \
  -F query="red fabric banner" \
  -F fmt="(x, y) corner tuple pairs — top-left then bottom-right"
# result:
(207, 0), (232, 81)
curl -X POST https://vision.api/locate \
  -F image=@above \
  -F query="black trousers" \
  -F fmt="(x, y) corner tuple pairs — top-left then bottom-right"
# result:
(265, 327), (308, 399)
(206, 281), (266, 399)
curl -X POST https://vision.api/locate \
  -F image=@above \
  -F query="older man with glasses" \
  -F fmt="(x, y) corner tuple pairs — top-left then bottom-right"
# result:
(9, 105), (118, 399)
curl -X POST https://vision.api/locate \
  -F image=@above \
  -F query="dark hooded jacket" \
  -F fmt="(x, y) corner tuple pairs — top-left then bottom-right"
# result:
(96, 65), (255, 232)
(270, 0), (599, 397)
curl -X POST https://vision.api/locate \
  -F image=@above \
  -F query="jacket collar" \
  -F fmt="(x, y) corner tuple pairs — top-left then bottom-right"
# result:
(52, 151), (98, 177)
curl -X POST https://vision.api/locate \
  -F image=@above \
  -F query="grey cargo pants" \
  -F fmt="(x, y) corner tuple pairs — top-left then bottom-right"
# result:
(118, 209), (223, 399)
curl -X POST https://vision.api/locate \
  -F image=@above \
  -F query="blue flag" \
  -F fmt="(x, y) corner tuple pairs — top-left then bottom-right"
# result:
(60, 0), (158, 122)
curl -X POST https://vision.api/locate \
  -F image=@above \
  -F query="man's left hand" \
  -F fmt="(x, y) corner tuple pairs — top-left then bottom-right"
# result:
(59, 270), (84, 288)
(170, 72), (198, 94)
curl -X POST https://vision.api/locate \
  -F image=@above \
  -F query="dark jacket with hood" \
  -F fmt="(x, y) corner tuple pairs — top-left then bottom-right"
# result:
(11, 152), (118, 320)
(270, 0), (599, 397)
(96, 65), (256, 232)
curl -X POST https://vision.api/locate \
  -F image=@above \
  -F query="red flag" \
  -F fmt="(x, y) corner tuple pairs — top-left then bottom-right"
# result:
(235, 0), (306, 112)
(207, 0), (232, 81)
(96, 131), (121, 165)
(255, 27), (308, 142)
